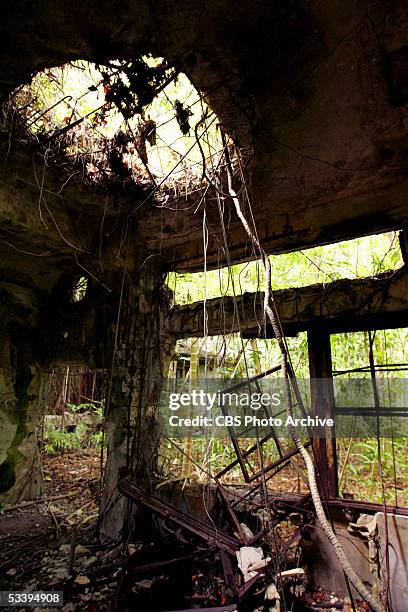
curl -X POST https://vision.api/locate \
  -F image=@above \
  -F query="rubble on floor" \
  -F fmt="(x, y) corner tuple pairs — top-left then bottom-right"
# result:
(0, 442), (392, 611)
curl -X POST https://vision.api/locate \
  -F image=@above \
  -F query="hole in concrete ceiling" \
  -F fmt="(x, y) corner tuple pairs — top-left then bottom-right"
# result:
(71, 276), (88, 303)
(6, 58), (222, 194)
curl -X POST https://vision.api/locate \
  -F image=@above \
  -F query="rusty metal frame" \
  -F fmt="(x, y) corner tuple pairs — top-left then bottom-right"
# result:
(215, 363), (285, 482)
(118, 478), (240, 554)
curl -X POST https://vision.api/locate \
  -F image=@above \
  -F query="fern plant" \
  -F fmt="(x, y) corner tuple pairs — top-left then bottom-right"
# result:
(44, 425), (81, 455)
(43, 399), (105, 454)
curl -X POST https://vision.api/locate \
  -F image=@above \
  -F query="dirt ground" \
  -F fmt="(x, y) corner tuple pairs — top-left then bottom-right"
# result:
(0, 448), (110, 611)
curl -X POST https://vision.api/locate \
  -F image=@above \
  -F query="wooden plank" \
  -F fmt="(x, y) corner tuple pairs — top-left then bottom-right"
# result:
(307, 329), (338, 499)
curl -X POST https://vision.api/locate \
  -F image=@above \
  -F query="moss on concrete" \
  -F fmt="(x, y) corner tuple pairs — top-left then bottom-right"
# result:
(0, 306), (34, 495)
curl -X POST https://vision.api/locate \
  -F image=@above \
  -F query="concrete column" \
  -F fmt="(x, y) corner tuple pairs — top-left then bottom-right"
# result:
(99, 262), (174, 541)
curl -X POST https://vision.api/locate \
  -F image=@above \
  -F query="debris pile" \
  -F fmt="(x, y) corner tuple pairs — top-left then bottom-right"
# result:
(0, 422), (389, 611)
(116, 477), (370, 611)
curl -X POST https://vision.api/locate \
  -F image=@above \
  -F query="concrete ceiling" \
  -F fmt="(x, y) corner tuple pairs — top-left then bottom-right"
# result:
(0, 0), (408, 275)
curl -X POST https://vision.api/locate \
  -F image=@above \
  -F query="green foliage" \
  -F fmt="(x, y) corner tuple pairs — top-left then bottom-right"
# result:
(331, 328), (408, 376)
(170, 231), (405, 381)
(90, 431), (104, 448)
(167, 232), (402, 305)
(12, 59), (221, 185)
(43, 426), (81, 455)
(338, 437), (408, 505)
(44, 400), (105, 454)
(166, 232), (407, 502)
(66, 400), (104, 418)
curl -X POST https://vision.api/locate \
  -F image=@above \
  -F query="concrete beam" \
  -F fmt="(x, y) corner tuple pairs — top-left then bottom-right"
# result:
(148, 176), (408, 272)
(168, 268), (408, 338)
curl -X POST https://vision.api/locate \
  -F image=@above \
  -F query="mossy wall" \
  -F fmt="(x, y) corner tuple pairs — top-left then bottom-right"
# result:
(99, 259), (175, 541)
(0, 282), (46, 504)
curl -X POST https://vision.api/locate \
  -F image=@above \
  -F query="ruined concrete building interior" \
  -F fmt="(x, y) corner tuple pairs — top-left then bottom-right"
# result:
(2, 1), (408, 611)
